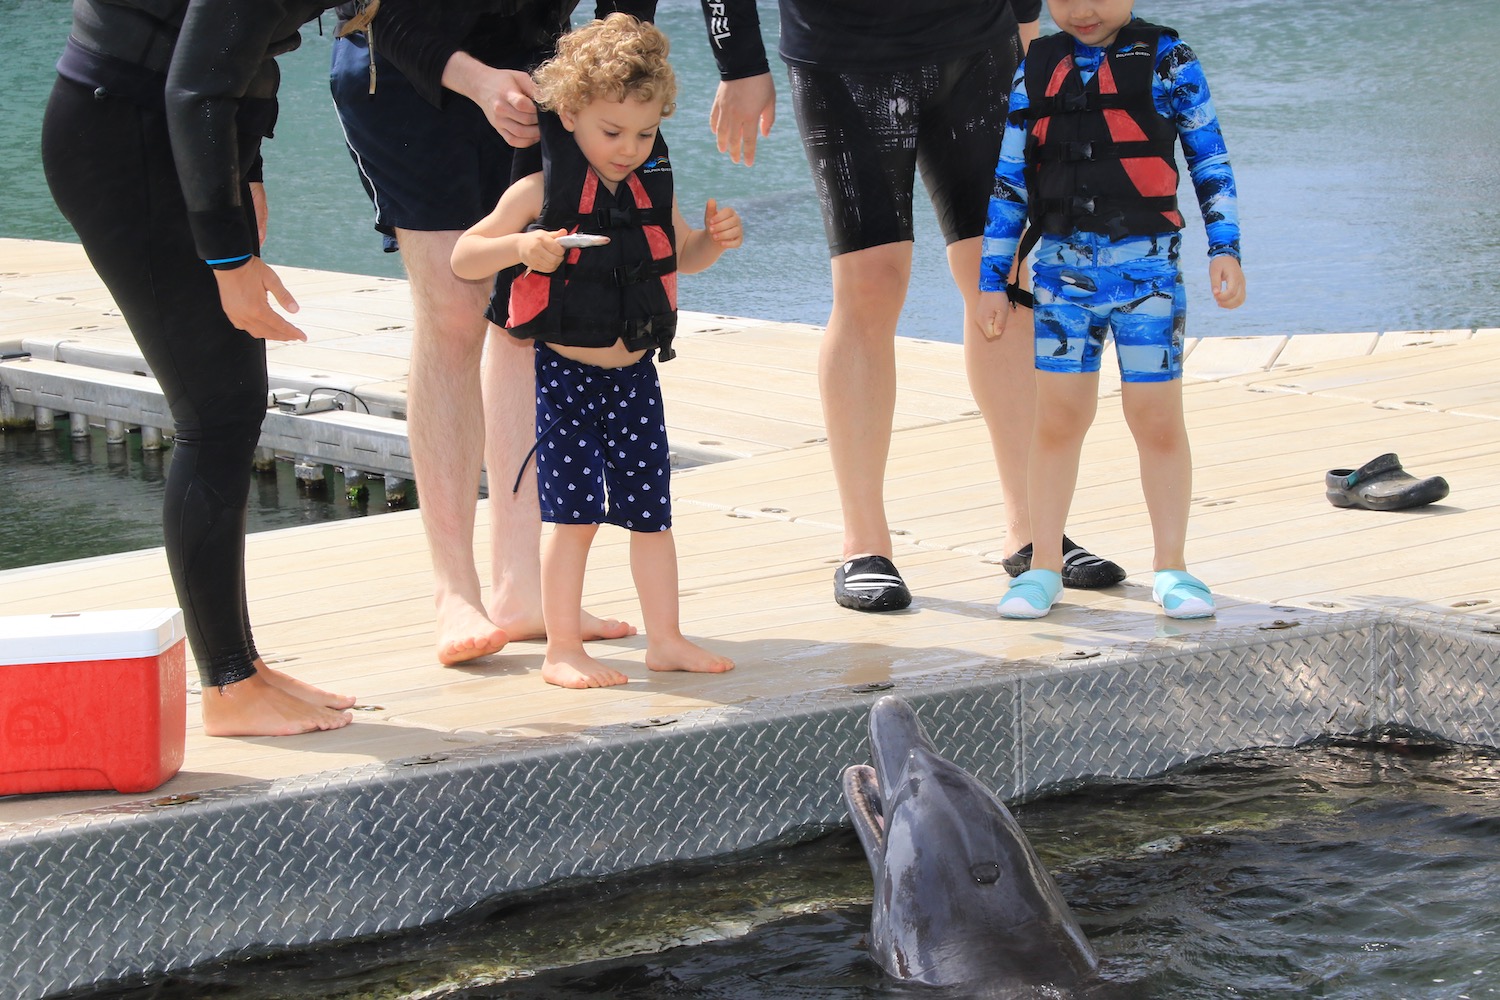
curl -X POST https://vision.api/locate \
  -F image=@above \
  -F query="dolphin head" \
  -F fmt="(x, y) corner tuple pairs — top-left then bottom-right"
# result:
(842, 696), (1098, 989)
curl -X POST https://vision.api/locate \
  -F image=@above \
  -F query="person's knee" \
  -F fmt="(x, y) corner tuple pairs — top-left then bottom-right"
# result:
(411, 307), (489, 376)
(1122, 388), (1187, 450)
(174, 389), (266, 446)
(1034, 409), (1092, 452)
(831, 246), (912, 318)
(1033, 383), (1096, 448)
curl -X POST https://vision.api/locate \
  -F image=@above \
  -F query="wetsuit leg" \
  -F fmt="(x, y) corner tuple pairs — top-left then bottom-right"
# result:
(41, 77), (266, 688)
(785, 63), (921, 256)
(915, 38), (1022, 244)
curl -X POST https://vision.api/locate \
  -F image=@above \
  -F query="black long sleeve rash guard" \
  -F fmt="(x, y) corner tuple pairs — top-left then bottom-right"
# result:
(698, 0), (1040, 77)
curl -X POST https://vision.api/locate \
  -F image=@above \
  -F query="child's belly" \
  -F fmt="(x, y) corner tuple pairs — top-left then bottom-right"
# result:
(548, 340), (649, 369)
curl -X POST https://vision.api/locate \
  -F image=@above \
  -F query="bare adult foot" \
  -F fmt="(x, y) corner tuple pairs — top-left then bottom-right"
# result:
(437, 596), (510, 665)
(255, 659), (356, 710)
(201, 673), (353, 737)
(491, 606), (637, 643)
(541, 648), (631, 689)
(645, 635), (735, 674)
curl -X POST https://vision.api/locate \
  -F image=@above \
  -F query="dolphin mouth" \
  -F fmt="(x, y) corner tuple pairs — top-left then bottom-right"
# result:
(841, 763), (885, 859)
(844, 696), (939, 869)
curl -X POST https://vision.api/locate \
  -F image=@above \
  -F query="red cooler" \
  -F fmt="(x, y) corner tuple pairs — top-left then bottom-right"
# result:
(0, 608), (187, 795)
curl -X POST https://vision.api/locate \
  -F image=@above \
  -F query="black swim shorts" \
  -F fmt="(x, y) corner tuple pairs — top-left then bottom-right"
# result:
(331, 33), (539, 239)
(787, 38), (1022, 257)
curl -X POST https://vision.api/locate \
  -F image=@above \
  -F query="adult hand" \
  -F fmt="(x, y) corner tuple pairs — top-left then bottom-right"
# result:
(1210, 255), (1246, 310)
(250, 182), (269, 246)
(977, 290), (1011, 342)
(476, 67), (540, 147)
(212, 258), (307, 342)
(444, 53), (540, 147)
(709, 74), (776, 167)
(704, 199), (743, 249)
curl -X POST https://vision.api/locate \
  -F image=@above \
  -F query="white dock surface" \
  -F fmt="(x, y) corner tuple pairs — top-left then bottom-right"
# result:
(2, 237), (1497, 827)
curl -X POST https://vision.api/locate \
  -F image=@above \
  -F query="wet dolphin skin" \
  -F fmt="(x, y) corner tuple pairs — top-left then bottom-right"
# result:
(841, 696), (1098, 989)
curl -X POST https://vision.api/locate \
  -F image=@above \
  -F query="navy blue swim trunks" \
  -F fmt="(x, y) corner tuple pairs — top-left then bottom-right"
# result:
(532, 344), (672, 532)
(331, 34), (539, 239)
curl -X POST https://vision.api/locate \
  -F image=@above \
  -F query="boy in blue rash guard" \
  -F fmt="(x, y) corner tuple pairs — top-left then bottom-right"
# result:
(452, 15), (743, 689)
(977, 0), (1246, 620)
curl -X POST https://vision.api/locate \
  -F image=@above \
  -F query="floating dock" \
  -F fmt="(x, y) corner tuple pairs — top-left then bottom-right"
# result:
(2, 238), (1498, 998)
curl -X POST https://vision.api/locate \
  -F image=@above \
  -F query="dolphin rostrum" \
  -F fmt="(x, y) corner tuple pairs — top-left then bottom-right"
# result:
(841, 695), (1098, 989)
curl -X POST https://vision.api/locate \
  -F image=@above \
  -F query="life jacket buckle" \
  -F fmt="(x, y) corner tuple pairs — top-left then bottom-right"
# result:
(1058, 91), (1089, 113)
(1063, 141), (1095, 161)
(593, 207), (634, 229)
(613, 262), (648, 285)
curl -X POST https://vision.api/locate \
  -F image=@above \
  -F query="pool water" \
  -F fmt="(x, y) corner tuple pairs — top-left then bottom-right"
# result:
(71, 738), (1500, 1000)
(0, 427), (407, 571)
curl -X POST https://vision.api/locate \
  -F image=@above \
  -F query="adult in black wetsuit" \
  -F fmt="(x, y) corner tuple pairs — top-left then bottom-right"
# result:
(330, 1), (651, 668)
(697, 0), (1128, 612)
(41, 0), (355, 737)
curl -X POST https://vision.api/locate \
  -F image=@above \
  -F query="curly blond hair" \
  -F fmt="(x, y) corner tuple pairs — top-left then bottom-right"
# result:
(533, 13), (677, 118)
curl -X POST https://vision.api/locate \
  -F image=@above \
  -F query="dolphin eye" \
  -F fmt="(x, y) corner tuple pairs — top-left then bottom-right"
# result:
(970, 862), (1002, 885)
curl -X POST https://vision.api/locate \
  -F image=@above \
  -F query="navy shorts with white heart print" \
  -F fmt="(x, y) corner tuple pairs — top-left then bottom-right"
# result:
(532, 343), (672, 531)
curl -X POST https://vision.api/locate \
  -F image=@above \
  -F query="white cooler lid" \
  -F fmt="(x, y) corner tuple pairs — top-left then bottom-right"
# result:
(0, 608), (186, 665)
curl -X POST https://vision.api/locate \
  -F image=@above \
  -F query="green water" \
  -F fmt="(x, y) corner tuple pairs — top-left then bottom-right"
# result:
(0, 427), (407, 571)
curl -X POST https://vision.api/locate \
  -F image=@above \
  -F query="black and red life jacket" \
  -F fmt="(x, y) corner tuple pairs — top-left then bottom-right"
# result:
(1012, 21), (1184, 243)
(507, 111), (679, 361)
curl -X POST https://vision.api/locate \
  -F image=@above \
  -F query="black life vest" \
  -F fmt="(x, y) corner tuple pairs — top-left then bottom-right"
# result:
(1012, 21), (1184, 243)
(506, 111), (679, 361)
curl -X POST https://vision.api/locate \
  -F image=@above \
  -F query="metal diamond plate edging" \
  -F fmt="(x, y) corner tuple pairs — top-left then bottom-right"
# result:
(3, 607), (1498, 998)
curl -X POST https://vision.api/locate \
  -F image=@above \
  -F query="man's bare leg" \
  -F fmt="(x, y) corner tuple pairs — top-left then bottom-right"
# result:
(201, 672), (352, 737)
(397, 228), (509, 665)
(822, 242), (913, 560)
(480, 325), (636, 642)
(949, 236), (1037, 555)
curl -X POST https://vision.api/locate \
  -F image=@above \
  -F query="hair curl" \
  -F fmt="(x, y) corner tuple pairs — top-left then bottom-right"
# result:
(533, 13), (677, 118)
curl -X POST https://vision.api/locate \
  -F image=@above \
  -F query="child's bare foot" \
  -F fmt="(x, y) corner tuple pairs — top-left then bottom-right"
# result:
(201, 673), (353, 737)
(541, 648), (631, 689)
(255, 660), (356, 710)
(436, 596), (509, 665)
(582, 610), (637, 641)
(646, 635), (735, 674)
(491, 605), (637, 643)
